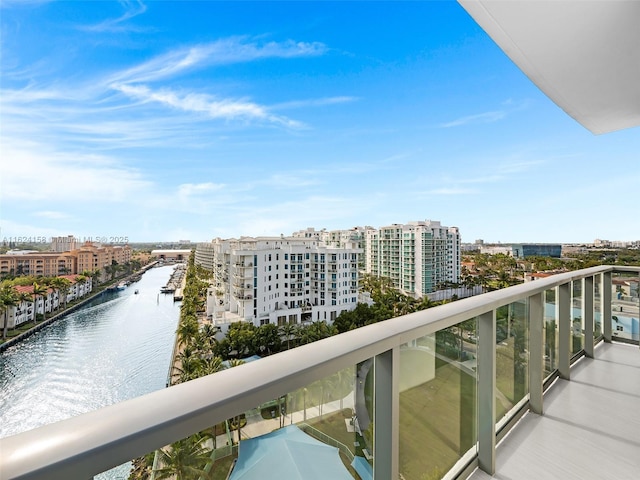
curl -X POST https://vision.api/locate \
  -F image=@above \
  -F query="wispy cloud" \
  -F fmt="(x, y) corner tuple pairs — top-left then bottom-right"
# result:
(260, 173), (322, 189)
(108, 37), (327, 84)
(112, 83), (304, 127)
(80, 0), (147, 33)
(440, 110), (507, 128)
(496, 159), (544, 174)
(178, 182), (225, 197)
(233, 195), (367, 237)
(421, 187), (478, 195)
(272, 96), (358, 110)
(440, 99), (533, 128)
(32, 211), (71, 220)
(0, 140), (151, 203)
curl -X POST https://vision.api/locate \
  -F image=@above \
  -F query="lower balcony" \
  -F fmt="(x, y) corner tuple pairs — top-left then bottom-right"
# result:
(0, 266), (638, 480)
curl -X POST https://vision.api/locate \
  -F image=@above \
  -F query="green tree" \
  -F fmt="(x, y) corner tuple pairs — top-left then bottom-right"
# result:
(153, 434), (211, 480)
(279, 322), (297, 350)
(49, 277), (71, 310)
(109, 260), (120, 281)
(0, 284), (19, 340)
(227, 322), (256, 358)
(254, 323), (281, 355)
(32, 282), (49, 323)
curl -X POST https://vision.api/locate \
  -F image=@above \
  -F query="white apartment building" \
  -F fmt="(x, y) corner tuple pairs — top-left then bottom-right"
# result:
(196, 237), (361, 331)
(6, 275), (93, 328)
(292, 227), (369, 249)
(365, 220), (461, 297)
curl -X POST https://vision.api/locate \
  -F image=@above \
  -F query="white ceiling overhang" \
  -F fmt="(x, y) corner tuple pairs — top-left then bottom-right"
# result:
(458, 0), (640, 134)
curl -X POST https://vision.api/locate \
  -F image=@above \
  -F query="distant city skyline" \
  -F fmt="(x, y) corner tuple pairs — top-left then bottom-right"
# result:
(2, 1), (639, 244)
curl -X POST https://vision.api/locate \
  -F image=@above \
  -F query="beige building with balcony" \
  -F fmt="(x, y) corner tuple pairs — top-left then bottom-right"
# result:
(0, 252), (76, 277)
(0, 242), (131, 279)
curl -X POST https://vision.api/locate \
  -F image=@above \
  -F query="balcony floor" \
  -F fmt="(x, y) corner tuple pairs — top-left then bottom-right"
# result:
(469, 342), (640, 480)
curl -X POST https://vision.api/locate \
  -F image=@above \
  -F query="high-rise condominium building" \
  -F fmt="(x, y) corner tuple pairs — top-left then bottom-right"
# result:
(365, 220), (461, 297)
(51, 235), (78, 252)
(196, 237), (361, 330)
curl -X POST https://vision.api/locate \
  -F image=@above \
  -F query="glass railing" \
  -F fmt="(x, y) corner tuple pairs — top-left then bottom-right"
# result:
(0, 266), (638, 480)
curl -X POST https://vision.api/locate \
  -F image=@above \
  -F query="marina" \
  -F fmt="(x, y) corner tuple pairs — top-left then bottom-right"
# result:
(160, 263), (187, 301)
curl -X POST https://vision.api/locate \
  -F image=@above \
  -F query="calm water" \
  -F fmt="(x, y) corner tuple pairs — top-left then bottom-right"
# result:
(0, 265), (181, 478)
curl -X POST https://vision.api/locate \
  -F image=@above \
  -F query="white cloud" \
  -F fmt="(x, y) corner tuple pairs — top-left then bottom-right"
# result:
(259, 174), (321, 189)
(440, 110), (507, 128)
(33, 211), (71, 219)
(0, 140), (151, 203)
(112, 83), (304, 128)
(80, 0), (147, 33)
(178, 183), (225, 197)
(422, 187), (477, 195)
(108, 37), (327, 84)
(271, 96), (358, 110)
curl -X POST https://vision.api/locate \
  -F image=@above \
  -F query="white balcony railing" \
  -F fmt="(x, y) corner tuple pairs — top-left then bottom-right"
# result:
(0, 266), (638, 480)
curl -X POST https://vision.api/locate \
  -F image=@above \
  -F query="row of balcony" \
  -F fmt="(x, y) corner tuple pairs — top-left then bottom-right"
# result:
(1, 265), (638, 479)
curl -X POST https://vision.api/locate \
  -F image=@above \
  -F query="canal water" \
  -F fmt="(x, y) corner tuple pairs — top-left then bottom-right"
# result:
(0, 265), (181, 478)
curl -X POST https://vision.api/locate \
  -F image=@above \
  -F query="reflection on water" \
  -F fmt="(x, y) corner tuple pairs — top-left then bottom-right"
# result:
(0, 265), (181, 478)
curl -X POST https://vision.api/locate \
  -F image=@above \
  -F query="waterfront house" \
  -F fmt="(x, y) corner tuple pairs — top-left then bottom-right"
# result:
(5, 275), (93, 329)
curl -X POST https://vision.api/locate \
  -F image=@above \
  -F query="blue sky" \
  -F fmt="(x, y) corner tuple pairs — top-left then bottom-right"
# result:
(1, 1), (638, 244)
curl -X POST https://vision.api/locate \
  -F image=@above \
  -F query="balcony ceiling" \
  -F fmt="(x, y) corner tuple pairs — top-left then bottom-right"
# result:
(458, 0), (640, 134)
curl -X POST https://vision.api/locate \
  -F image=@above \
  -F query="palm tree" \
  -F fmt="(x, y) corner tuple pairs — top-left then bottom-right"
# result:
(176, 316), (199, 347)
(49, 277), (71, 310)
(1, 284), (19, 340)
(173, 346), (202, 384)
(279, 322), (297, 350)
(32, 282), (49, 324)
(89, 269), (101, 287)
(153, 434), (211, 480)
(198, 355), (225, 377)
(109, 260), (120, 281)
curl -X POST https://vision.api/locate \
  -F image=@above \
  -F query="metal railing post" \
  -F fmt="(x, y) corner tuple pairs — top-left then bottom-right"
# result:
(558, 283), (571, 380)
(584, 276), (594, 358)
(373, 347), (399, 480)
(528, 292), (544, 414)
(478, 310), (496, 475)
(603, 272), (612, 343)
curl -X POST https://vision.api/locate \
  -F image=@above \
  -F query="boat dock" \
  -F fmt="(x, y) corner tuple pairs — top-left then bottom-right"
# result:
(159, 264), (186, 301)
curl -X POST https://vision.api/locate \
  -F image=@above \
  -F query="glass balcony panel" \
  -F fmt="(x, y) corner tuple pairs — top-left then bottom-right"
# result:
(289, 365), (365, 479)
(139, 365), (364, 479)
(399, 320), (478, 479)
(594, 274), (603, 342)
(571, 280), (584, 355)
(544, 289), (559, 377)
(495, 300), (529, 422)
(102, 428), (239, 480)
(611, 271), (640, 343)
